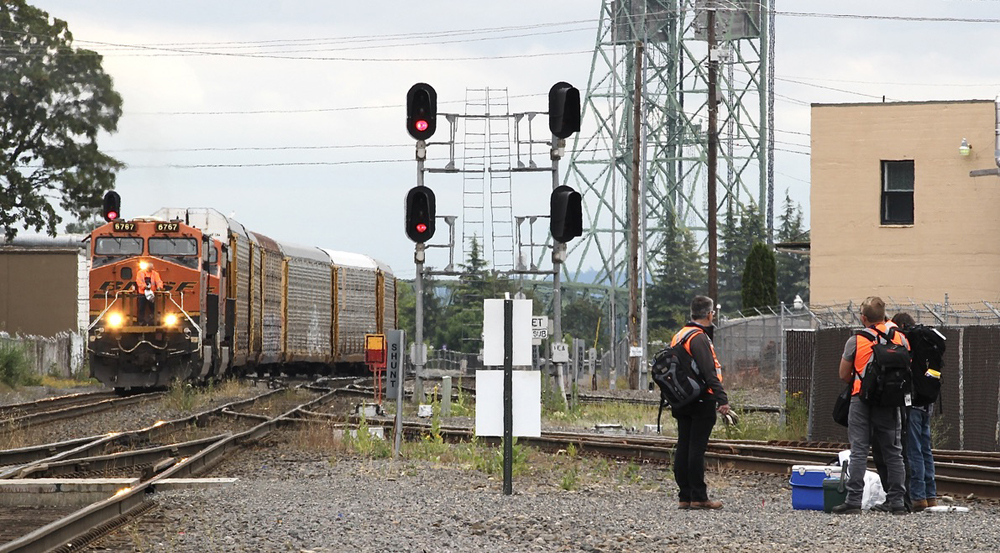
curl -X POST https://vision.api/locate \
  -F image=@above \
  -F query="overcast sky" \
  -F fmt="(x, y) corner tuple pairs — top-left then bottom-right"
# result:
(27, 0), (1000, 279)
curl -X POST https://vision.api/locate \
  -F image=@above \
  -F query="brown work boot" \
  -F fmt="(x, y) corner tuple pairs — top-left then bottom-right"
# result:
(678, 501), (691, 510)
(926, 497), (937, 508)
(912, 499), (927, 512)
(689, 500), (723, 510)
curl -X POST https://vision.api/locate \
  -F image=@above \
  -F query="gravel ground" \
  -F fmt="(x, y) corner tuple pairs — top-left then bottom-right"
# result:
(87, 431), (1000, 553)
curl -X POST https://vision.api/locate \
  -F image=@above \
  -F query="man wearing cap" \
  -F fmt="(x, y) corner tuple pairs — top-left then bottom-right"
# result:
(136, 261), (163, 325)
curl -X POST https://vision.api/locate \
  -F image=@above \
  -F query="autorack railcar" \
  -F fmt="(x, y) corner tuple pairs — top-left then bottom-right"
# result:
(87, 207), (396, 391)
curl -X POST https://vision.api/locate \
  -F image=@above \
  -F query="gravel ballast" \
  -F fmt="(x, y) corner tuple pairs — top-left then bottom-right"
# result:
(93, 436), (1000, 553)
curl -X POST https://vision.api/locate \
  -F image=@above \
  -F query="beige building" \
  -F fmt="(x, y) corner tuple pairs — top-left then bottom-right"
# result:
(810, 99), (1000, 305)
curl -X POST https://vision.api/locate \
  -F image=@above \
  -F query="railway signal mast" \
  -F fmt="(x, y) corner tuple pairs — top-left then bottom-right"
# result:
(403, 81), (582, 409)
(547, 81), (582, 407)
(405, 82), (438, 406)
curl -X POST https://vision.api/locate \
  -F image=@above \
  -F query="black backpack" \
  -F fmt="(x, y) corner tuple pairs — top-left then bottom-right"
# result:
(904, 325), (946, 407)
(857, 327), (912, 408)
(652, 329), (706, 430)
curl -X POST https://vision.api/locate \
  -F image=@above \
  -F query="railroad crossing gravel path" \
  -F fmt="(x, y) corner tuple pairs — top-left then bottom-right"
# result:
(91, 436), (1000, 552)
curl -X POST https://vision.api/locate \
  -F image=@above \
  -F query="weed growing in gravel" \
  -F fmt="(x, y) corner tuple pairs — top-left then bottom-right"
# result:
(164, 380), (199, 412)
(343, 415), (391, 459)
(560, 466), (579, 490)
(565, 442), (578, 458)
(450, 379), (473, 417)
(293, 421), (343, 453)
(470, 437), (528, 477)
(620, 461), (642, 484)
(40, 374), (98, 388)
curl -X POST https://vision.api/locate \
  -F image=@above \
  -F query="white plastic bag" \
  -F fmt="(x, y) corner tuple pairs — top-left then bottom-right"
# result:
(145, 289), (155, 302)
(837, 449), (886, 510)
(861, 471), (886, 510)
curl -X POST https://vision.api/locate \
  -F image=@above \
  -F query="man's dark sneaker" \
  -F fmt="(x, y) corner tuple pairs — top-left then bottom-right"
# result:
(871, 503), (891, 513)
(890, 504), (908, 515)
(831, 503), (861, 514)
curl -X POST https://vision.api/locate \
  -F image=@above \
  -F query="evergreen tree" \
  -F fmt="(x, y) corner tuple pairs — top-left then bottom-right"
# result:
(437, 237), (515, 353)
(775, 191), (810, 304)
(741, 241), (778, 312)
(647, 212), (704, 341)
(561, 290), (604, 347)
(719, 200), (765, 313)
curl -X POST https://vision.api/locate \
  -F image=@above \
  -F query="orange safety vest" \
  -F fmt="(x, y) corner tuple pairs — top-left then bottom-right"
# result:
(670, 325), (724, 392)
(136, 269), (163, 294)
(851, 321), (907, 395)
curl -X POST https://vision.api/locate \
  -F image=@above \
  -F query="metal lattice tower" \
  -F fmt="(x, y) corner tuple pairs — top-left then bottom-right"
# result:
(462, 88), (515, 271)
(564, 0), (772, 287)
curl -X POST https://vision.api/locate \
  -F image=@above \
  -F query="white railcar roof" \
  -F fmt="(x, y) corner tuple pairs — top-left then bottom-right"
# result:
(151, 208), (252, 242)
(279, 240), (331, 264)
(320, 249), (379, 270)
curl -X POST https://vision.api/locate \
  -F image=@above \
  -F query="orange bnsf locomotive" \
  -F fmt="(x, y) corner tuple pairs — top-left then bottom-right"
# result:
(87, 207), (397, 391)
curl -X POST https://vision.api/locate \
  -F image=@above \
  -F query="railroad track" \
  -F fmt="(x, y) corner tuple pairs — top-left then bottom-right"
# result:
(0, 382), (356, 552)
(0, 390), (164, 429)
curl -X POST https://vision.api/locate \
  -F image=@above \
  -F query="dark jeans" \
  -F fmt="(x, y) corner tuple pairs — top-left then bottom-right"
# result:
(671, 398), (718, 502)
(138, 296), (155, 325)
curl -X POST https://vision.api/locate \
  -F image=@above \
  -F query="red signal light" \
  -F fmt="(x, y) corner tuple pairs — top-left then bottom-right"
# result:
(415, 120), (429, 132)
(107, 211), (118, 221)
(416, 223), (427, 233)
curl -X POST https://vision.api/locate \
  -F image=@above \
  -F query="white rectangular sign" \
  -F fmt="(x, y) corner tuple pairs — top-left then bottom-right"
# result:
(474, 370), (541, 437)
(482, 299), (532, 366)
(551, 342), (569, 363)
(531, 316), (549, 340)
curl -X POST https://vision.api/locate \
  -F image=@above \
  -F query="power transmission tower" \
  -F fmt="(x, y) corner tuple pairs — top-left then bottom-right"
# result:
(562, 0), (773, 372)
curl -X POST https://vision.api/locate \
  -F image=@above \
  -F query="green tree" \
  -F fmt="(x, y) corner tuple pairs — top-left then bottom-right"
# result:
(436, 237), (515, 353)
(647, 212), (704, 341)
(561, 290), (604, 347)
(775, 191), (810, 304)
(64, 214), (102, 234)
(1, 1), (123, 240)
(719, 200), (765, 312)
(741, 241), (778, 312)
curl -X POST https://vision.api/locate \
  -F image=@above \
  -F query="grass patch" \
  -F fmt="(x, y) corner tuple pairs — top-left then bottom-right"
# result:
(0, 342), (41, 388)
(543, 400), (658, 431)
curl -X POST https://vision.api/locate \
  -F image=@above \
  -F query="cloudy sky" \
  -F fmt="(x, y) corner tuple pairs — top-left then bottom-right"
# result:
(28, 0), (1000, 279)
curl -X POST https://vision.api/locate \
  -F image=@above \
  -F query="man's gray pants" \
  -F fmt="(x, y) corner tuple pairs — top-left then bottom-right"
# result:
(845, 396), (906, 507)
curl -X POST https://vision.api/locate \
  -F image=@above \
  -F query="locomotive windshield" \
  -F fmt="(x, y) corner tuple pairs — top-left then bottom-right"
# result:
(93, 237), (144, 268)
(150, 237), (200, 268)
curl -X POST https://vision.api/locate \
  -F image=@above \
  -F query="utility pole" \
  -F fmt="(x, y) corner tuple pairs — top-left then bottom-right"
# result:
(628, 40), (643, 391)
(707, 9), (719, 302)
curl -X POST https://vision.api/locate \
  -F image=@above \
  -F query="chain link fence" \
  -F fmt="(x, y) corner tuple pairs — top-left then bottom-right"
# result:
(713, 298), (1000, 452)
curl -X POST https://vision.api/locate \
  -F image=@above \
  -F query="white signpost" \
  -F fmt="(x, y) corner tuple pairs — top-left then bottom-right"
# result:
(478, 297), (538, 496)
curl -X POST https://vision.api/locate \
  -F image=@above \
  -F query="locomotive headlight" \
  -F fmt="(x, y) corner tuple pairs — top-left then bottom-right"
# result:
(138, 260), (150, 271)
(108, 313), (124, 328)
(164, 313), (179, 326)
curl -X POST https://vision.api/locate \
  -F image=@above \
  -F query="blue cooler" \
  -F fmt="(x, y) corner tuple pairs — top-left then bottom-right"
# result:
(790, 465), (842, 511)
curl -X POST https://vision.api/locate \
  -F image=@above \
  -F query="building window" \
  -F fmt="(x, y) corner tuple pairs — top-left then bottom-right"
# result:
(881, 160), (914, 225)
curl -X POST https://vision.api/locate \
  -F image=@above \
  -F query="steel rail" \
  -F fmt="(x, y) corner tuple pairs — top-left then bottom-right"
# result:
(0, 386), (344, 552)
(0, 392), (164, 429)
